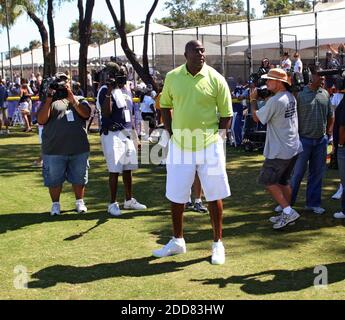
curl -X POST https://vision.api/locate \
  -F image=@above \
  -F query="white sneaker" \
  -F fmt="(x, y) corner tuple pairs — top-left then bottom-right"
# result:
(274, 205), (283, 213)
(273, 209), (300, 230)
(76, 199), (87, 214)
(108, 202), (121, 216)
(332, 184), (343, 200)
(305, 206), (325, 215)
(269, 213), (282, 223)
(152, 237), (186, 258)
(124, 198), (147, 210)
(211, 241), (225, 265)
(333, 211), (345, 219)
(51, 202), (61, 216)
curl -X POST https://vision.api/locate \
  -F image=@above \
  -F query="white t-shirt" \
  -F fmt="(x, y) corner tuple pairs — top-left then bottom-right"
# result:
(293, 59), (303, 73)
(281, 58), (292, 71)
(331, 93), (344, 108)
(140, 95), (155, 113)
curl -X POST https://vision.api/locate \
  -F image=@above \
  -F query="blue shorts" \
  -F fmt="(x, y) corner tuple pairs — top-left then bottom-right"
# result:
(42, 152), (90, 187)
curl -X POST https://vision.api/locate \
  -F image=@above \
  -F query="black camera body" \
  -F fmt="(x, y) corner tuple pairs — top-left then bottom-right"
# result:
(318, 67), (345, 91)
(249, 67), (271, 99)
(39, 76), (68, 101)
(288, 67), (311, 93)
(94, 62), (127, 88)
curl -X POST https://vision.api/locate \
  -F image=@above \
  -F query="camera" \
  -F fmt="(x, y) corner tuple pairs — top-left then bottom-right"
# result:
(317, 67), (345, 91)
(94, 62), (127, 88)
(39, 73), (69, 101)
(249, 67), (271, 99)
(288, 67), (311, 93)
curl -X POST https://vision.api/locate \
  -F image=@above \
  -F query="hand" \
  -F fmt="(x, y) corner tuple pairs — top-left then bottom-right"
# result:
(250, 87), (258, 101)
(66, 83), (77, 106)
(47, 88), (55, 98)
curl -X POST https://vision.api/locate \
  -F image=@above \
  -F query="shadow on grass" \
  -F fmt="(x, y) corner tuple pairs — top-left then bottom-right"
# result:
(192, 262), (345, 295)
(28, 256), (206, 289)
(0, 209), (162, 235)
(151, 210), (344, 251)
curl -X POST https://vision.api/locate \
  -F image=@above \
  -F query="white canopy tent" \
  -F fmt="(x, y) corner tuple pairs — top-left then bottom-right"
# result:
(3, 23), (173, 68)
(226, 8), (345, 59)
(3, 38), (80, 68)
(89, 23), (173, 60)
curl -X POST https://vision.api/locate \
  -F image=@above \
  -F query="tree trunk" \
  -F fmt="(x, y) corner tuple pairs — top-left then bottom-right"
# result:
(78, 0), (95, 94)
(47, 0), (56, 76)
(105, 0), (159, 92)
(27, 10), (50, 77)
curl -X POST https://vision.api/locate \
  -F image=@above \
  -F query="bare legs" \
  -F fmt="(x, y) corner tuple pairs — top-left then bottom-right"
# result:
(171, 199), (223, 242)
(266, 184), (292, 209)
(109, 171), (132, 203)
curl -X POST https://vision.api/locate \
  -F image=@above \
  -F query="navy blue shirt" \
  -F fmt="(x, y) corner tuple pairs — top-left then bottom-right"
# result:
(98, 87), (132, 132)
(334, 96), (345, 146)
(0, 84), (8, 108)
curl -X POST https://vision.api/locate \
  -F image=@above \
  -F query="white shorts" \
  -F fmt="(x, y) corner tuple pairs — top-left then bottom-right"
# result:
(166, 138), (231, 204)
(38, 125), (44, 144)
(101, 131), (138, 173)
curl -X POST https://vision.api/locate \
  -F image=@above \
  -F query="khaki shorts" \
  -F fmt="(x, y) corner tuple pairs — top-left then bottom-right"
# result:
(258, 156), (298, 186)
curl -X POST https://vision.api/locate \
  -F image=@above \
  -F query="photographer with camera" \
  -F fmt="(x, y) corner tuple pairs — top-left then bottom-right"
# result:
(289, 65), (334, 215)
(37, 72), (91, 216)
(98, 62), (146, 217)
(251, 68), (303, 230)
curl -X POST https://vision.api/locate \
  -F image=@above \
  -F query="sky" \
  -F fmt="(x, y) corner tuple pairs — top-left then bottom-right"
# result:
(0, 0), (264, 53)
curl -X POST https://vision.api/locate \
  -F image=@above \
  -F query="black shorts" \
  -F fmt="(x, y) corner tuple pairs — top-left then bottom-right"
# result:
(141, 112), (156, 129)
(258, 155), (298, 186)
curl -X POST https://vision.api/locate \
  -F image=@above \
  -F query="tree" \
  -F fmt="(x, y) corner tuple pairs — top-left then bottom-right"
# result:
(260, 0), (311, 17)
(6, 46), (21, 59)
(12, 0), (59, 76)
(69, 20), (137, 45)
(22, 40), (41, 53)
(156, 0), (247, 28)
(70, 20), (111, 45)
(0, 0), (22, 26)
(29, 39), (41, 50)
(77, 0), (95, 95)
(105, 0), (159, 92)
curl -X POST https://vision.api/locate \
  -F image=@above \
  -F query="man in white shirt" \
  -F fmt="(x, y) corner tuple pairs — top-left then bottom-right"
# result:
(281, 52), (292, 72)
(293, 52), (303, 74)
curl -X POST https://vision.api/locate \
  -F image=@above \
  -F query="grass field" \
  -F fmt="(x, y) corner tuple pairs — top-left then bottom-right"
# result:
(1, 127), (345, 300)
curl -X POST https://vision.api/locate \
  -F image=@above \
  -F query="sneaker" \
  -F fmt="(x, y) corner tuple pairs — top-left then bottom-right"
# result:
(333, 211), (345, 219)
(211, 241), (225, 265)
(76, 199), (87, 214)
(108, 202), (121, 216)
(185, 202), (194, 211)
(273, 209), (300, 230)
(269, 213), (282, 223)
(305, 206), (325, 215)
(332, 184), (343, 200)
(50, 202), (61, 216)
(32, 160), (43, 168)
(193, 202), (208, 213)
(274, 205), (283, 213)
(123, 198), (147, 210)
(152, 237), (186, 258)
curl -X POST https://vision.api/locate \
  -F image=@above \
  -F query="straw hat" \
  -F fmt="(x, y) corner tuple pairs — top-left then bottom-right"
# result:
(261, 68), (291, 86)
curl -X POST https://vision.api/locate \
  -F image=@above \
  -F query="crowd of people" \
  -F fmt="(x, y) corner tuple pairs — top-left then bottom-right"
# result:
(2, 41), (345, 266)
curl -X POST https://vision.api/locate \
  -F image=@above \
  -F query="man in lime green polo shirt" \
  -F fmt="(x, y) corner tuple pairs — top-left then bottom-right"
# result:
(152, 40), (233, 265)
